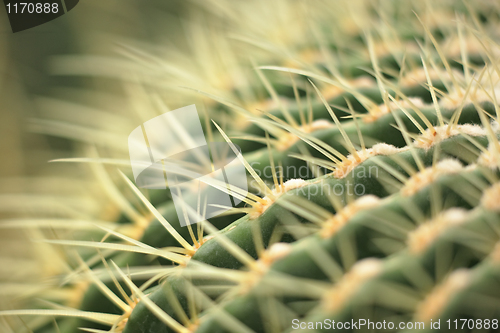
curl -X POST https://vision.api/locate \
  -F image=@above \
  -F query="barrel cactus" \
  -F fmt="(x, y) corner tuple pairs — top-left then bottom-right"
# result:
(1, 0), (500, 332)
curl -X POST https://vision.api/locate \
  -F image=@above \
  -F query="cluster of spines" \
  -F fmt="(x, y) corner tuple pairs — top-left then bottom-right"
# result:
(122, 122), (500, 333)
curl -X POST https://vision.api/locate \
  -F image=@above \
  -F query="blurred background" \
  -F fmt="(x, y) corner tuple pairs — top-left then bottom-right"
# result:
(0, 1), (211, 330)
(1, 0), (194, 179)
(0, 1), (311, 329)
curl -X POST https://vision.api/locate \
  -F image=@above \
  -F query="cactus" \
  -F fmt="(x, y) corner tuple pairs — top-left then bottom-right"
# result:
(1, 1), (500, 332)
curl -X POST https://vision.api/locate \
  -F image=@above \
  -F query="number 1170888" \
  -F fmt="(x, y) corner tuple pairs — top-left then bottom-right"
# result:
(6, 2), (59, 14)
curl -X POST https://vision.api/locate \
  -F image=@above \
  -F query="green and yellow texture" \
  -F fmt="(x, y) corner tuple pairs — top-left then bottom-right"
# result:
(1, 0), (500, 332)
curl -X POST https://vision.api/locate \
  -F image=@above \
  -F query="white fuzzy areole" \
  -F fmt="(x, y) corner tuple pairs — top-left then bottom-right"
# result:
(276, 119), (334, 151)
(478, 144), (500, 169)
(321, 195), (380, 239)
(249, 178), (307, 219)
(399, 67), (463, 87)
(445, 35), (500, 58)
(321, 76), (374, 100)
(322, 258), (382, 313)
(407, 208), (468, 254)
(414, 124), (488, 150)
(439, 66), (500, 109)
(258, 242), (292, 268)
(277, 178), (307, 194)
(363, 97), (426, 123)
(333, 144), (407, 179)
(308, 119), (334, 130)
(402, 159), (464, 196)
(481, 183), (500, 212)
(415, 269), (471, 322)
(243, 242), (293, 293)
(440, 87), (500, 110)
(349, 257), (382, 277)
(372, 143), (407, 155)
